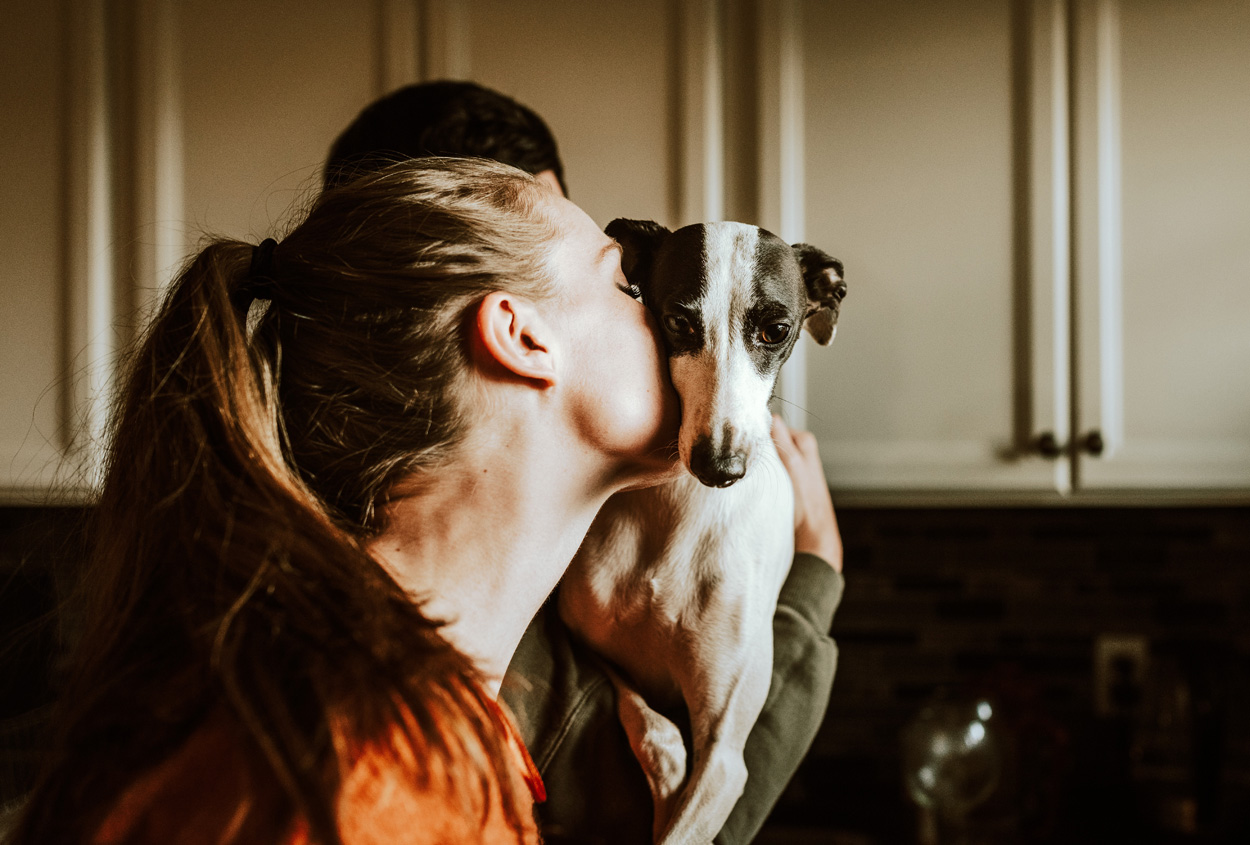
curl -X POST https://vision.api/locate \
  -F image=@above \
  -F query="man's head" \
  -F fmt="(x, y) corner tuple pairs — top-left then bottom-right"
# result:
(325, 80), (566, 194)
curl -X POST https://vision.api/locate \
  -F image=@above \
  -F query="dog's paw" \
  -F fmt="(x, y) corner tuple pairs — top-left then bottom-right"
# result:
(638, 715), (687, 801)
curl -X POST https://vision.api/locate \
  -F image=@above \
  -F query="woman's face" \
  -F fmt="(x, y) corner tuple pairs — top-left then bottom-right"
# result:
(541, 196), (681, 481)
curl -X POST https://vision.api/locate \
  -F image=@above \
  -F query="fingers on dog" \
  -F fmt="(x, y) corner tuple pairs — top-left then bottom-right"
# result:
(771, 415), (800, 459)
(792, 428), (819, 458)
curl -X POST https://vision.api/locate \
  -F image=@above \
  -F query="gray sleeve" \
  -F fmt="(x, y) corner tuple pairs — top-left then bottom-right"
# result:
(715, 552), (843, 845)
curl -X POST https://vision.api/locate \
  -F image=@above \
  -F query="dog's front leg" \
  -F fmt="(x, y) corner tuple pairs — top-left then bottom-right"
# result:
(657, 615), (775, 844)
(600, 664), (690, 840)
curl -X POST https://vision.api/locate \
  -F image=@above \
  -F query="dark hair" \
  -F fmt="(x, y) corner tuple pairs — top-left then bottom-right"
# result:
(325, 81), (566, 194)
(10, 159), (557, 844)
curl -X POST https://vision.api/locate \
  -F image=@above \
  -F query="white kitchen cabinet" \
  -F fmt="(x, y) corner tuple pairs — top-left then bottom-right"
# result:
(794, 0), (1250, 501)
(4, 0), (1247, 503)
(1072, 0), (1250, 492)
(1, 0), (388, 502)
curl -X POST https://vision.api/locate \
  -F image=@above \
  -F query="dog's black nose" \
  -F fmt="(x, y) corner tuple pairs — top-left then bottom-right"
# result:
(690, 437), (747, 488)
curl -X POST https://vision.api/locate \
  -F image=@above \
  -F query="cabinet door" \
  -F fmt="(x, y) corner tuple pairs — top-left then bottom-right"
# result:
(0, 0), (113, 500)
(0, 0), (65, 495)
(1073, 0), (1250, 490)
(176, 0), (380, 250)
(798, 0), (1068, 494)
(466, 0), (681, 229)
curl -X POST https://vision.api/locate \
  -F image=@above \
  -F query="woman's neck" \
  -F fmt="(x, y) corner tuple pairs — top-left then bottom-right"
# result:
(366, 415), (609, 697)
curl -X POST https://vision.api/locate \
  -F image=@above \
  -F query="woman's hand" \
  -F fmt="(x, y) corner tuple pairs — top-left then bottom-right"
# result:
(772, 415), (842, 572)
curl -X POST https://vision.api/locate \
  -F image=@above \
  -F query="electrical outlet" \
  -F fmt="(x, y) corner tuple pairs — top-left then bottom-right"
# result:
(1094, 634), (1149, 717)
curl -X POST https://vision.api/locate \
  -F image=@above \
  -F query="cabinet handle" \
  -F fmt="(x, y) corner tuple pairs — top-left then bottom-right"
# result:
(1035, 432), (1063, 459)
(1083, 430), (1105, 457)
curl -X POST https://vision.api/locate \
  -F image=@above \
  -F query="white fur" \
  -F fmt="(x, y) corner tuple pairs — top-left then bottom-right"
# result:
(673, 224), (776, 474)
(560, 453), (794, 843)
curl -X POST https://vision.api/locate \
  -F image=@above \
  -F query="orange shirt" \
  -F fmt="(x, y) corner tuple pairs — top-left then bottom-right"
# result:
(93, 702), (544, 845)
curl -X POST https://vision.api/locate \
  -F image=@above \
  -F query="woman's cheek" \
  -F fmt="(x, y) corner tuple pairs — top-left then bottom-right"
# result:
(594, 363), (668, 453)
(633, 308), (679, 436)
(630, 373), (680, 454)
(593, 327), (679, 458)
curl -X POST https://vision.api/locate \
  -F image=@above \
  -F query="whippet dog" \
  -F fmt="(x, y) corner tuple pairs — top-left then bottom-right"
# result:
(559, 219), (846, 843)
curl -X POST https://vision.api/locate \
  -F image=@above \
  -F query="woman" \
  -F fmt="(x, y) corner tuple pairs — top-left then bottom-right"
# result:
(9, 158), (679, 844)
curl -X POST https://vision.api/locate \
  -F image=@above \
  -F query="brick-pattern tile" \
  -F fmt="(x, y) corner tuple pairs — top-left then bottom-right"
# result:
(770, 506), (1250, 842)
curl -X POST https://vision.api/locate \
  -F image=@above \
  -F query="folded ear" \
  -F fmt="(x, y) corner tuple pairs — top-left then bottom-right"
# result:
(605, 218), (671, 297)
(792, 243), (847, 345)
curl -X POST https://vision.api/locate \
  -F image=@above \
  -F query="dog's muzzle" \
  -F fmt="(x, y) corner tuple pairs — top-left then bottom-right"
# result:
(689, 435), (748, 488)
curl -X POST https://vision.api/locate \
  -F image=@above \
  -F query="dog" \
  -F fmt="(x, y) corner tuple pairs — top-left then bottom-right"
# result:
(558, 218), (845, 843)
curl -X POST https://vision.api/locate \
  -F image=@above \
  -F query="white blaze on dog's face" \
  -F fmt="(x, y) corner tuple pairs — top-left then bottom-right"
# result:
(653, 223), (808, 488)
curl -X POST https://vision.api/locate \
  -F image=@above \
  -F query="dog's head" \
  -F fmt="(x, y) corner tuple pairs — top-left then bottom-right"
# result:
(606, 218), (846, 488)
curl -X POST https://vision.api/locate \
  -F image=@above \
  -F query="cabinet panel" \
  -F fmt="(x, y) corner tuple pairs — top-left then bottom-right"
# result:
(1, 0), (693, 499)
(178, 0), (380, 248)
(1075, 0), (1250, 489)
(1, 1), (68, 493)
(799, 0), (1064, 492)
(467, 0), (676, 229)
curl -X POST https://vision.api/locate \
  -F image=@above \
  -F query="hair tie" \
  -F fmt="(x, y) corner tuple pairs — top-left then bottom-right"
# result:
(233, 238), (279, 313)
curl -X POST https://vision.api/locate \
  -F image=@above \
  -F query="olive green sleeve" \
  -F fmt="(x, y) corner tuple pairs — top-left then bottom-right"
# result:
(715, 552), (843, 845)
(503, 553), (843, 845)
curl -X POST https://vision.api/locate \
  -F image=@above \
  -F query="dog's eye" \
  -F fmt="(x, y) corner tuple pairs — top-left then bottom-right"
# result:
(664, 314), (695, 336)
(617, 283), (643, 300)
(759, 323), (791, 345)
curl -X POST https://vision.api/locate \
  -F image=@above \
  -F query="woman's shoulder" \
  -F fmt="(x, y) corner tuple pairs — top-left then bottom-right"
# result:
(91, 709), (289, 844)
(93, 705), (540, 845)
(326, 696), (542, 845)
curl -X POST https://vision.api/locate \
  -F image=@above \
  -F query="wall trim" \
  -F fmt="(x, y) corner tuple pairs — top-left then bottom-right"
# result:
(1073, 0), (1124, 475)
(1027, 0), (1072, 493)
(757, 0), (807, 415)
(677, 0), (724, 226)
(128, 0), (185, 316)
(756, 0), (804, 245)
(821, 438), (1084, 493)
(418, 0), (470, 81)
(378, 0), (420, 93)
(62, 0), (114, 492)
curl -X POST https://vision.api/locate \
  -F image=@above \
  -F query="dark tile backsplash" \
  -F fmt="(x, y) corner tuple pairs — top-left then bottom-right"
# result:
(0, 506), (86, 814)
(4, 505), (1250, 841)
(768, 506), (1250, 844)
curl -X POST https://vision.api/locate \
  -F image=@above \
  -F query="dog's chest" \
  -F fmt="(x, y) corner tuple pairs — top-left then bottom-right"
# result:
(578, 446), (795, 628)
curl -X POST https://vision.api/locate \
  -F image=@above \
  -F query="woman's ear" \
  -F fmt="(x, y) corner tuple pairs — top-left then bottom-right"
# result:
(473, 292), (558, 387)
